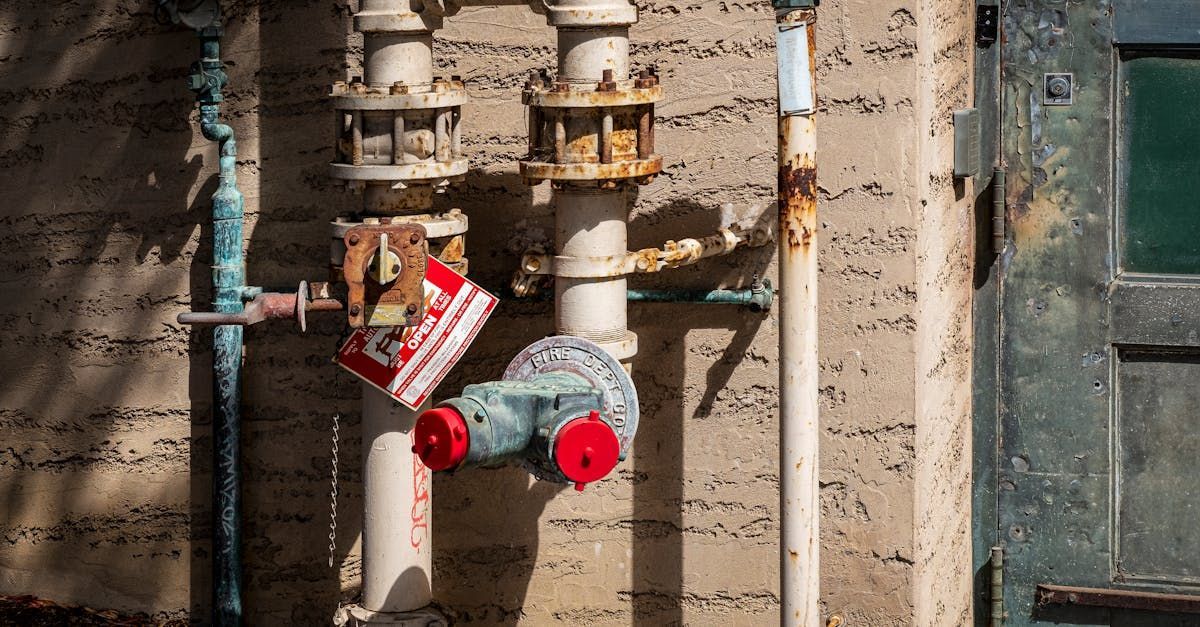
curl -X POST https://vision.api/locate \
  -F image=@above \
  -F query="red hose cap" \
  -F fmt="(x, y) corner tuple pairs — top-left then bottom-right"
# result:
(413, 407), (470, 471)
(553, 410), (620, 491)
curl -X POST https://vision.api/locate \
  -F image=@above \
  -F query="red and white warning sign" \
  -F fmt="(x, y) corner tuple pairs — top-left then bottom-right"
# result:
(336, 256), (498, 409)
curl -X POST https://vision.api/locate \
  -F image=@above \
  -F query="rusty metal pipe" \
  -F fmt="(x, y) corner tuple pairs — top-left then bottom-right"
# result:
(637, 105), (651, 159)
(177, 288), (343, 330)
(352, 111), (364, 166)
(1037, 584), (1200, 614)
(775, 7), (819, 626)
(600, 109), (613, 164)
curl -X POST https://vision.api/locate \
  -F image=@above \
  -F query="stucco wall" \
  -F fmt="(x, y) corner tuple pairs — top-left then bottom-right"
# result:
(912, 0), (976, 624)
(0, 0), (972, 624)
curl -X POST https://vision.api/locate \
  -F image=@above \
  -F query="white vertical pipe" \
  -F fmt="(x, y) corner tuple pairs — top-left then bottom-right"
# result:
(557, 27), (630, 81)
(776, 8), (819, 627)
(552, 21), (633, 358)
(356, 0), (437, 614)
(361, 386), (433, 612)
(555, 187), (629, 343)
(364, 33), (434, 88)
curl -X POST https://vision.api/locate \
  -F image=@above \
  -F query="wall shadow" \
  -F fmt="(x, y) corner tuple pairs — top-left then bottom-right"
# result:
(245, 1), (362, 623)
(0, 1), (215, 622)
(627, 194), (774, 626)
(427, 163), (553, 625)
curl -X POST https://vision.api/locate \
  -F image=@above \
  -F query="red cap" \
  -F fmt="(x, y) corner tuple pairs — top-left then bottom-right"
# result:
(553, 410), (620, 491)
(413, 407), (470, 471)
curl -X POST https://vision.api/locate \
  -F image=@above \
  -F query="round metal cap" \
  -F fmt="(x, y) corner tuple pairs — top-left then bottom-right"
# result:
(553, 410), (620, 491)
(413, 406), (469, 471)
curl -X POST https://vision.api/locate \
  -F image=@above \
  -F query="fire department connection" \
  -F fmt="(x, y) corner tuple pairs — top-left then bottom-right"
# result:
(166, 0), (820, 623)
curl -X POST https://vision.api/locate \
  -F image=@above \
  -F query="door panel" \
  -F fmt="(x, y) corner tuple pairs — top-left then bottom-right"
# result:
(1115, 348), (1200, 585)
(998, 1), (1200, 624)
(1120, 54), (1200, 275)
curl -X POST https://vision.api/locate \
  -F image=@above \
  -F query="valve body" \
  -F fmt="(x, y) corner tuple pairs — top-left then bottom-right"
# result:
(414, 335), (638, 490)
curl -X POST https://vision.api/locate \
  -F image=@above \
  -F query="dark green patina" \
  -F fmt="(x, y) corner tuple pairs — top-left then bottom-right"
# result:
(971, 3), (1002, 619)
(189, 24), (246, 627)
(1120, 54), (1200, 275)
(437, 373), (606, 481)
(992, 1), (1200, 624)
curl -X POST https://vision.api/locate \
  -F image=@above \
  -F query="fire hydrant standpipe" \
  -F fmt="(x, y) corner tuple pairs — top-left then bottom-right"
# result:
(416, 373), (621, 490)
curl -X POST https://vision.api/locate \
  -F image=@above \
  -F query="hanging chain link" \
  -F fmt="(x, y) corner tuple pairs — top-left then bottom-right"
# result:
(327, 410), (341, 569)
(328, 324), (353, 570)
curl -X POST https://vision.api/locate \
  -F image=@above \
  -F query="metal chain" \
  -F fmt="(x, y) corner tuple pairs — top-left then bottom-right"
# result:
(327, 410), (341, 569)
(328, 325), (353, 570)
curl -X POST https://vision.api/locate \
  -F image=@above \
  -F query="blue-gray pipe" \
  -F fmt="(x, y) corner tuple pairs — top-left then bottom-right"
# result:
(626, 279), (773, 312)
(191, 25), (244, 626)
(511, 280), (773, 312)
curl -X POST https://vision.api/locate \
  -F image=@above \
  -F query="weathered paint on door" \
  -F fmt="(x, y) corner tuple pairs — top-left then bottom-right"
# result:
(998, 1), (1200, 624)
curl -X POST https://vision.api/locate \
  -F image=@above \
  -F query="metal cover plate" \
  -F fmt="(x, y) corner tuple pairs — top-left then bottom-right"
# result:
(1114, 0), (1200, 46)
(503, 335), (639, 455)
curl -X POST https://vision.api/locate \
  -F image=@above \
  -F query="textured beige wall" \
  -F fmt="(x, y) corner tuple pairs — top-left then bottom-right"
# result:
(911, 0), (975, 625)
(0, 0), (972, 624)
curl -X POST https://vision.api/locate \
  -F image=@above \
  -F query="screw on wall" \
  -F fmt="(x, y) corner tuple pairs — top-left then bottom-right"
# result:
(1044, 73), (1073, 106)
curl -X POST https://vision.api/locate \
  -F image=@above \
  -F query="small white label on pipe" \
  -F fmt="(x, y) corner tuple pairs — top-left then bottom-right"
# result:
(776, 23), (815, 115)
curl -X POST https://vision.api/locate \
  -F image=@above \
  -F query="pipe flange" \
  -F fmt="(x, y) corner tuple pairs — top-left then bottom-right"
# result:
(330, 160), (469, 184)
(331, 88), (468, 111)
(333, 210), (468, 241)
(504, 335), (639, 455)
(519, 156), (661, 182)
(336, 604), (447, 627)
(395, 209), (469, 239)
(541, 0), (638, 26)
(523, 83), (661, 108)
(353, 10), (442, 34)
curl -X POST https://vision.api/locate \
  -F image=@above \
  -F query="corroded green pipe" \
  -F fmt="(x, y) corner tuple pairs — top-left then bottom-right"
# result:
(626, 279), (773, 312)
(191, 25), (245, 626)
(512, 279), (773, 312)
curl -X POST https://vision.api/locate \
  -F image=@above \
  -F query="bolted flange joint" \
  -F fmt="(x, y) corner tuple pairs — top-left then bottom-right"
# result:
(520, 68), (662, 188)
(330, 76), (468, 192)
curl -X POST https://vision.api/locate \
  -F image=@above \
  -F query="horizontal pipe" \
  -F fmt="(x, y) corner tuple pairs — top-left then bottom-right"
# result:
(510, 282), (773, 312)
(627, 281), (773, 311)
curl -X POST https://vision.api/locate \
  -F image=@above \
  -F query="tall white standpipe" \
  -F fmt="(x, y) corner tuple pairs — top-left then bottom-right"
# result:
(347, 0), (441, 621)
(555, 188), (630, 348)
(775, 7), (819, 626)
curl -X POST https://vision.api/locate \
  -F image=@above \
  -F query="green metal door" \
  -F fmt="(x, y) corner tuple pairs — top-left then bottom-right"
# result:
(997, 1), (1200, 624)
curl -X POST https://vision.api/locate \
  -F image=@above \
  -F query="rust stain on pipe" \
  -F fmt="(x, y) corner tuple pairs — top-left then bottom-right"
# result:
(778, 150), (817, 254)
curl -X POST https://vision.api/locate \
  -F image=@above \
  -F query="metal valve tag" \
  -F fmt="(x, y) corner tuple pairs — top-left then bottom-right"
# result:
(503, 336), (640, 456)
(336, 256), (498, 409)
